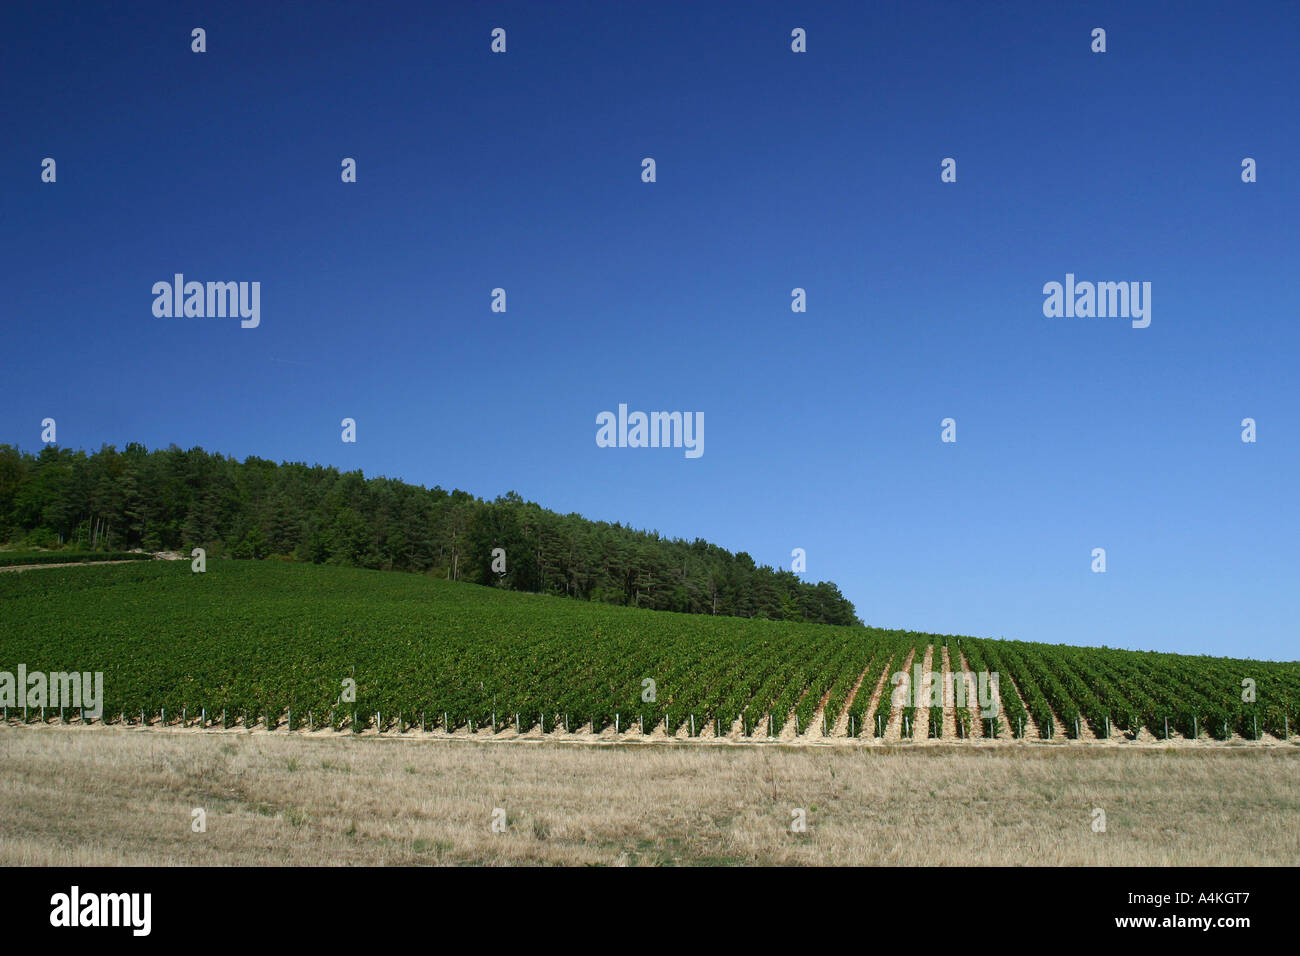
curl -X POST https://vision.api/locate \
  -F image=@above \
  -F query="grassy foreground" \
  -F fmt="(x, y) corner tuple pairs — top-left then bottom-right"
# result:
(1, 726), (1296, 866)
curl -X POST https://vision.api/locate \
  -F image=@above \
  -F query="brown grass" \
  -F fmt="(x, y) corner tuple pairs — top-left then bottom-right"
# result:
(1, 725), (1296, 866)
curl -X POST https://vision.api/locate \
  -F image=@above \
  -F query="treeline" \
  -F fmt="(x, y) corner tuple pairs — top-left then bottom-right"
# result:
(0, 443), (861, 626)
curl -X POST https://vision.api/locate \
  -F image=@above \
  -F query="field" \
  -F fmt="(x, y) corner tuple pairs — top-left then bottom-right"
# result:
(1, 561), (1297, 744)
(0, 550), (153, 569)
(2, 727), (1296, 865)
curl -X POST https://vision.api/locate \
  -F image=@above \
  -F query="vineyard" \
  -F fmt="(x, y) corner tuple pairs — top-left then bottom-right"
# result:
(1, 561), (1297, 743)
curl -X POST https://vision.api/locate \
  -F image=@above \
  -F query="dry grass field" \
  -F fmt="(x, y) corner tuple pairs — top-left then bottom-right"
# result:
(2, 725), (1296, 866)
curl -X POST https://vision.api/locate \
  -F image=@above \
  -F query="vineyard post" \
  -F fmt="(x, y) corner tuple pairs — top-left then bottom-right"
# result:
(639, 713), (643, 734)
(877, 714), (882, 737)
(823, 714), (828, 736)
(140, 709), (144, 725)
(1104, 716), (1110, 739)
(850, 715), (855, 737)
(768, 713), (772, 737)
(565, 713), (569, 733)
(690, 714), (695, 737)
(1164, 717), (1169, 740)
(1018, 716), (1022, 738)
(1253, 715), (1258, 740)
(491, 712), (495, 734)
(353, 710), (357, 734)
(1192, 715), (1197, 739)
(1285, 715), (1289, 739)
(615, 713), (619, 734)
(287, 708), (291, 731)
(515, 712), (520, 734)
(794, 714), (800, 735)
(1074, 717), (1079, 739)
(444, 711), (448, 732)
(222, 709), (225, 728)
(201, 707), (206, 728)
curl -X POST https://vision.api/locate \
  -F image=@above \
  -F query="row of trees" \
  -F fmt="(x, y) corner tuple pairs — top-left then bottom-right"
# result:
(0, 443), (861, 625)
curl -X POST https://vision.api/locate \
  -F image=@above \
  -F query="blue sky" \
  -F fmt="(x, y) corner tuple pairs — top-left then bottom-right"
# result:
(3, 1), (1297, 660)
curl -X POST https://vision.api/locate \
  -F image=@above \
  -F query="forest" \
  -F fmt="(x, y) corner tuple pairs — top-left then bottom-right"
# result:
(0, 443), (861, 626)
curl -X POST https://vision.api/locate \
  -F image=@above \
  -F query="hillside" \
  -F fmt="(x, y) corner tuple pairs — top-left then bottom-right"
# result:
(0, 443), (858, 625)
(2, 560), (1296, 742)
